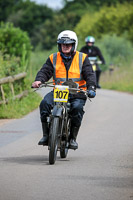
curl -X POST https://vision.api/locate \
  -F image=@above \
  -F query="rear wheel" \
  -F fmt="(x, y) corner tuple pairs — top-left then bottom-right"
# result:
(60, 142), (68, 158)
(49, 117), (60, 165)
(60, 118), (71, 158)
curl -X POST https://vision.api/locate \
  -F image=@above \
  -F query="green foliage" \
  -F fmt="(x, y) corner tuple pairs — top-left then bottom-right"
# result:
(96, 34), (133, 68)
(31, 13), (80, 50)
(101, 63), (133, 93)
(0, 22), (32, 112)
(62, 0), (96, 15)
(1, 0), (133, 51)
(0, 22), (31, 58)
(75, 3), (133, 44)
(63, 0), (133, 9)
(0, 91), (42, 119)
(29, 46), (58, 79)
(0, 53), (20, 77)
(0, 0), (23, 22)
(7, 0), (54, 37)
(0, 22), (32, 73)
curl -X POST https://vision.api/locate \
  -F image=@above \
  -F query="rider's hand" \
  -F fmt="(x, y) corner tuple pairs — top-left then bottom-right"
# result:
(32, 81), (42, 88)
(87, 86), (96, 98)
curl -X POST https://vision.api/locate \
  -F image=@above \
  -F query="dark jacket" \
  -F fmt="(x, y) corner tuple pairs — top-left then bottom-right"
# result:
(35, 51), (96, 99)
(80, 45), (105, 64)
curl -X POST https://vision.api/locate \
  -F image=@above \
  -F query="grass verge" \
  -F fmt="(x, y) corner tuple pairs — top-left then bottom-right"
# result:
(101, 63), (133, 94)
(0, 91), (42, 119)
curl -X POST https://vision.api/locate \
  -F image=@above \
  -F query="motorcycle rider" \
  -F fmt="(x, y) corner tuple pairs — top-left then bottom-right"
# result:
(80, 36), (105, 88)
(32, 30), (96, 150)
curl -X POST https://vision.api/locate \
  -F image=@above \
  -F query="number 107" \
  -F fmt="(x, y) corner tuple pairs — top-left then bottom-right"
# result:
(55, 90), (68, 99)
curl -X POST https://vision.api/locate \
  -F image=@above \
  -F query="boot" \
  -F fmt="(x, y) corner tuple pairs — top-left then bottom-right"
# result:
(38, 122), (49, 145)
(69, 126), (79, 150)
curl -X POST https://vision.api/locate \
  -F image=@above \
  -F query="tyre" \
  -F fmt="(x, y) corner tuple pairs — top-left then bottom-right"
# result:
(49, 117), (60, 165)
(60, 141), (68, 158)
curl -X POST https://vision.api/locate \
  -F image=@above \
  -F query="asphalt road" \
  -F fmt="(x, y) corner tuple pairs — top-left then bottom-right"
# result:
(0, 89), (133, 200)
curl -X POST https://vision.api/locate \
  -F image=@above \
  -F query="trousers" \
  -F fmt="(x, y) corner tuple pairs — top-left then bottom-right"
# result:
(96, 65), (102, 85)
(40, 91), (86, 127)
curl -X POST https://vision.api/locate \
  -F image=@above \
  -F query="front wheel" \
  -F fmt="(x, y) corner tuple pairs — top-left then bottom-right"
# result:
(49, 117), (60, 165)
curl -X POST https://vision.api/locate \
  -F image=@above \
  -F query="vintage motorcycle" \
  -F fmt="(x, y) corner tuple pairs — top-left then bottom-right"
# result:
(35, 80), (88, 165)
(88, 57), (102, 72)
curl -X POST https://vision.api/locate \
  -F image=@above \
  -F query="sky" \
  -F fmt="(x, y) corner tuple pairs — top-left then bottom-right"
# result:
(30, 0), (64, 10)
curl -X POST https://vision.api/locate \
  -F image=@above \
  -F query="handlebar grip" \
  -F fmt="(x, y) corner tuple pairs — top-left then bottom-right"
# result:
(97, 61), (102, 64)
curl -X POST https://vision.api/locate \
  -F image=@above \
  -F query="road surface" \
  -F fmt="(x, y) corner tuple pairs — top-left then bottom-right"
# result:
(0, 89), (133, 200)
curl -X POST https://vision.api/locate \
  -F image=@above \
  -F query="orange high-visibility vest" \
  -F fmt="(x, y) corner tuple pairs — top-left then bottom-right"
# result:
(49, 51), (87, 90)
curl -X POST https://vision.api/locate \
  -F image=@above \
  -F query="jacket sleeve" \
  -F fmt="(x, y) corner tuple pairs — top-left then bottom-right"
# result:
(95, 47), (105, 64)
(82, 56), (96, 89)
(35, 57), (54, 83)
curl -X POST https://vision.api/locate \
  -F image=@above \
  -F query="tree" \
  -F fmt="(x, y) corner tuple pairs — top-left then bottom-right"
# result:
(75, 3), (133, 44)
(31, 12), (80, 50)
(63, 0), (133, 8)
(7, 0), (54, 37)
(0, 0), (22, 22)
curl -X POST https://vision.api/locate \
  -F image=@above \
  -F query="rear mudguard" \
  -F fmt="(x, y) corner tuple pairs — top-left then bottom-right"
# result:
(52, 105), (63, 117)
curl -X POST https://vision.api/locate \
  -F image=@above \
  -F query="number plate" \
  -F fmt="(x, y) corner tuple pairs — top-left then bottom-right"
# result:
(92, 64), (96, 71)
(54, 85), (69, 102)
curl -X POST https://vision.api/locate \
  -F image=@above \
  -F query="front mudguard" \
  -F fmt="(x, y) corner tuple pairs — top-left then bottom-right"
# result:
(52, 105), (63, 118)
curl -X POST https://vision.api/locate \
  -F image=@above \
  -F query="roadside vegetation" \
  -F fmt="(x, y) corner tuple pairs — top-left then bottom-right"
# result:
(101, 63), (133, 93)
(97, 35), (133, 93)
(0, 92), (41, 118)
(0, 23), (41, 119)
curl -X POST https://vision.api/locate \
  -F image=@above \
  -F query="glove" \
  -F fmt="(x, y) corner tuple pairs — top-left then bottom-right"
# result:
(87, 86), (96, 98)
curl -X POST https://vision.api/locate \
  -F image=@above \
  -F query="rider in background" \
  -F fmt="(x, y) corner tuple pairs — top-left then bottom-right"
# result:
(32, 30), (96, 150)
(80, 36), (105, 88)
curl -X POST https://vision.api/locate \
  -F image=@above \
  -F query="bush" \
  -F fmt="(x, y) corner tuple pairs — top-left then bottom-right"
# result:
(0, 52), (22, 77)
(97, 34), (133, 68)
(0, 23), (32, 106)
(0, 22), (32, 73)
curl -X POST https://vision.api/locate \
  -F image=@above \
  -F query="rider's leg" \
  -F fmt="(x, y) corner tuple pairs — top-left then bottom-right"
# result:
(96, 67), (102, 88)
(38, 91), (53, 145)
(38, 122), (49, 145)
(69, 126), (80, 149)
(69, 98), (86, 149)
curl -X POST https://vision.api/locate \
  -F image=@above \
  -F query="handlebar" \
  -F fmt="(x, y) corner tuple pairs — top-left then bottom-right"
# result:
(32, 82), (92, 101)
(40, 83), (87, 94)
(88, 57), (102, 65)
(89, 60), (102, 65)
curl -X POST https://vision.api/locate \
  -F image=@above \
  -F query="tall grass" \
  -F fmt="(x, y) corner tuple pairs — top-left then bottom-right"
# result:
(97, 34), (133, 70)
(29, 46), (57, 80)
(97, 35), (133, 93)
(101, 63), (133, 93)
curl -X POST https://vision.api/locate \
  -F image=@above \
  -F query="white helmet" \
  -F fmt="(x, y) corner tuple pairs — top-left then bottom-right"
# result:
(57, 30), (78, 53)
(85, 36), (95, 44)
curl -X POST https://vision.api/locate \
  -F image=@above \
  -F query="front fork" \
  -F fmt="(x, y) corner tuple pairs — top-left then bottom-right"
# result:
(47, 103), (70, 150)
(47, 107), (65, 151)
